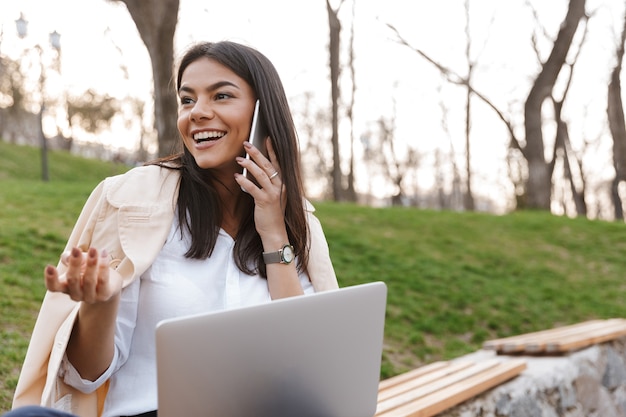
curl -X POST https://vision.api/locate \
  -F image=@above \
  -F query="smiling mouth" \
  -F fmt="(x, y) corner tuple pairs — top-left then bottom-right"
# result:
(193, 131), (226, 143)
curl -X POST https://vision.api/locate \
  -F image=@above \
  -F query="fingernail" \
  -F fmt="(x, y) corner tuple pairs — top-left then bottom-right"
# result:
(45, 265), (54, 275)
(71, 247), (81, 257)
(243, 141), (251, 148)
(236, 157), (244, 163)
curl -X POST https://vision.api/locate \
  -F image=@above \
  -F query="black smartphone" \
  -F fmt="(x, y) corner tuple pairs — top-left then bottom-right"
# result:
(242, 99), (268, 179)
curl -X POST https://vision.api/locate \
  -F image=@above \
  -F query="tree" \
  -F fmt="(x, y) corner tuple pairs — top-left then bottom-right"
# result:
(387, 0), (588, 213)
(462, 0), (476, 211)
(386, 0), (491, 212)
(437, 83), (464, 211)
(523, 0), (586, 210)
(344, 0), (357, 202)
(66, 89), (118, 136)
(326, 0), (346, 201)
(112, 0), (180, 157)
(297, 92), (334, 200)
(0, 52), (28, 144)
(362, 90), (420, 207)
(535, 2), (591, 217)
(608, 6), (626, 220)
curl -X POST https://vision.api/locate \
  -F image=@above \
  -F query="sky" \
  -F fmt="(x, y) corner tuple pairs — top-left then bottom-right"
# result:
(0, 0), (624, 212)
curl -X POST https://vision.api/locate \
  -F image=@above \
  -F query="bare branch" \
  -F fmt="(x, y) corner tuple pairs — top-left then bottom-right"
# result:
(525, 0), (552, 64)
(556, 15), (590, 103)
(385, 22), (524, 154)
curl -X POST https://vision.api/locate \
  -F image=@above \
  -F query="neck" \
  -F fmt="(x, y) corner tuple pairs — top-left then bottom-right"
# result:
(212, 178), (245, 239)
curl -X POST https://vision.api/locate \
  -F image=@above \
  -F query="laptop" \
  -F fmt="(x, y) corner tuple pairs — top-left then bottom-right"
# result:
(155, 281), (387, 417)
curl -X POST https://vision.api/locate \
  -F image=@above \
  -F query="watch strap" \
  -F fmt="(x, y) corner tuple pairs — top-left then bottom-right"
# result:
(262, 250), (283, 264)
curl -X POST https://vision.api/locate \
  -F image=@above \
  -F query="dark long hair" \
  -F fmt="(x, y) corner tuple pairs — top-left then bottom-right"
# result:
(150, 41), (309, 278)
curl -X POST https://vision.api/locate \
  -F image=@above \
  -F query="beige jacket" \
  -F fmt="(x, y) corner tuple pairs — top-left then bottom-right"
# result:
(12, 165), (338, 416)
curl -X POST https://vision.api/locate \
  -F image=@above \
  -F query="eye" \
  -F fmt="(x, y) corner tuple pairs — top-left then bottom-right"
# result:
(215, 92), (232, 100)
(179, 96), (195, 105)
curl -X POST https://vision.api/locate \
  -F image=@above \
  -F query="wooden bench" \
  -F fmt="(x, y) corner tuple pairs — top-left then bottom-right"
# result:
(374, 319), (626, 416)
(482, 318), (626, 355)
(375, 358), (526, 417)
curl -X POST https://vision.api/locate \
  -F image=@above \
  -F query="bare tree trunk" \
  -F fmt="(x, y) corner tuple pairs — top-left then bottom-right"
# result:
(552, 99), (587, 216)
(608, 7), (626, 221)
(345, 0), (357, 202)
(463, 0), (475, 211)
(523, 0), (586, 210)
(326, 0), (345, 201)
(434, 148), (446, 209)
(464, 85), (475, 211)
(117, 0), (180, 157)
(562, 136), (587, 216)
(437, 84), (463, 210)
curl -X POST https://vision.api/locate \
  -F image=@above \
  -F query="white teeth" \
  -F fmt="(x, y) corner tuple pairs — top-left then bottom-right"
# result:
(193, 131), (225, 141)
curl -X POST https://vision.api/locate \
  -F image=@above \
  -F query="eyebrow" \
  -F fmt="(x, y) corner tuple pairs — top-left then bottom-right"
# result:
(178, 80), (240, 94)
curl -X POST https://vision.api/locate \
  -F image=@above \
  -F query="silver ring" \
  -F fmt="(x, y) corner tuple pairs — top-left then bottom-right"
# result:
(269, 171), (279, 180)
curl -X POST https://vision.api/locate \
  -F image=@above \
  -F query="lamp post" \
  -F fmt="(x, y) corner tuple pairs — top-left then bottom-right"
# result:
(15, 13), (61, 182)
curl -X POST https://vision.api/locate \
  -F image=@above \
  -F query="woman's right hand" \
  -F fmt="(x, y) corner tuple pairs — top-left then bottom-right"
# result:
(45, 247), (122, 304)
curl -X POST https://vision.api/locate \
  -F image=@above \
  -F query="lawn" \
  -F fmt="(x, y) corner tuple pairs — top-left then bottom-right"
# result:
(2, 142), (626, 412)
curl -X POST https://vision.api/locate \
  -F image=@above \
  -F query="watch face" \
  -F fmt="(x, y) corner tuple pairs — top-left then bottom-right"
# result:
(282, 245), (295, 263)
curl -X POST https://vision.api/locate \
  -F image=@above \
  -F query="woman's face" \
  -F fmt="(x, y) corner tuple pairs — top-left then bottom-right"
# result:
(177, 57), (256, 172)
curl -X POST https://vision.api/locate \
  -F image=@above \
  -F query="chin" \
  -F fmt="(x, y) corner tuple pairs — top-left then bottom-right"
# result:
(194, 161), (216, 170)
(188, 154), (210, 169)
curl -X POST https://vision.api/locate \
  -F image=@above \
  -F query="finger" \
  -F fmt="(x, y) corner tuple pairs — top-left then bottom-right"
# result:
(44, 264), (67, 293)
(235, 165), (278, 203)
(243, 140), (265, 162)
(265, 139), (279, 167)
(97, 250), (113, 300)
(61, 250), (88, 269)
(60, 251), (71, 266)
(245, 140), (278, 178)
(65, 247), (84, 300)
(264, 140), (282, 186)
(81, 248), (100, 303)
(236, 155), (264, 193)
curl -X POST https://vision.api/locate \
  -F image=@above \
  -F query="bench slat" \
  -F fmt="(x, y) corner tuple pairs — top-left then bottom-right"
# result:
(546, 319), (626, 352)
(377, 361), (448, 391)
(483, 319), (604, 351)
(513, 320), (612, 353)
(483, 319), (626, 354)
(375, 359), (526, 417)
(377, 361), (476, 404)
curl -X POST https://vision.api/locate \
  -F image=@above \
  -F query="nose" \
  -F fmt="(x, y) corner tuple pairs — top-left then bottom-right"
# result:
(190, 98), (214, 122)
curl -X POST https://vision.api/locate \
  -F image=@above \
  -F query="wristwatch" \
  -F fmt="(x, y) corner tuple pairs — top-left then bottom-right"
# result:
(263, 244), (295, 264)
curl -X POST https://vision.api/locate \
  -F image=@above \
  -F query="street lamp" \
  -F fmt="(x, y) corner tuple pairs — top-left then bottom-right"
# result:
(14, 13), (61, 182)
(49, 31), (61, 51)
(15, 13), (27, 39)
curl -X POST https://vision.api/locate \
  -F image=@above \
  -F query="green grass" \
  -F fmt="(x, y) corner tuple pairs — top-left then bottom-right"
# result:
(3, 141), (626, 411)
(0, 142), (129, 410)
(315, 203), (626, 376)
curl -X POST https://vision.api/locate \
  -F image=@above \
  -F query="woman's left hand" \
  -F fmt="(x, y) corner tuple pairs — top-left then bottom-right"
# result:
(235, 139), (287, 239)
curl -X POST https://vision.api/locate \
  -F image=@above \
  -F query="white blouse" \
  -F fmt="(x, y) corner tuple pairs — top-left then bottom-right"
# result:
(60, 217), (314, 417)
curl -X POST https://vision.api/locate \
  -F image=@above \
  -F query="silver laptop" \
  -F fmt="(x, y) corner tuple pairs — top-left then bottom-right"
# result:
(155, 281), (387, 417)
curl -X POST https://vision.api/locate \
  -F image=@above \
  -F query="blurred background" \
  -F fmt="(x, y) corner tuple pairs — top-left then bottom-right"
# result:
(0, 0), (624, 217)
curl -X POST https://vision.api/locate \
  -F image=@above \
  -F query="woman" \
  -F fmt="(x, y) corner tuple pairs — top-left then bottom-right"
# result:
(7, 41), (338, 417)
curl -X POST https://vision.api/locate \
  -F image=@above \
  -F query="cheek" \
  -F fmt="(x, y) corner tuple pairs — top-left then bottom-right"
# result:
(236, 116), (252, 138)
(177, 113), (188, 135)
